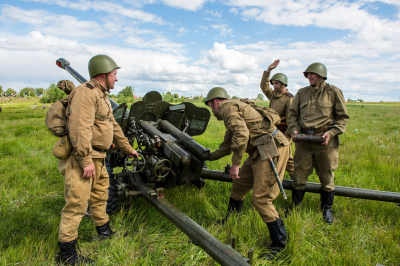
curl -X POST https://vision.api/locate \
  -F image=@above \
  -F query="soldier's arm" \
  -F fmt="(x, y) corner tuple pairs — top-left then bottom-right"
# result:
(209, 129), (233, 161)
(327, 88), (350, 137)
(288, 92), (301, 135)
(111, 116), (135, 155)
(224, 104), (249, 165)
(285, 95), (294, 125)
(68, 87), (96, 168)
(260, 71), (273, 100)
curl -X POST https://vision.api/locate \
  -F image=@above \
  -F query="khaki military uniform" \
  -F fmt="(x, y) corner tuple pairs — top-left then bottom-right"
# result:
(288, 81), (349, 192)
(58, 78), (134, 242)
(260, 71), (294, 176)
(209, 100), (290, 223)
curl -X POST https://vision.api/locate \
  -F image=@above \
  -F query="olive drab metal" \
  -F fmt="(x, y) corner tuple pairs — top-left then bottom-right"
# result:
(88, 55), (120, 78)
(303, 62), (328, 80)
(270, 73), (288, 86)
(204, 87), (229, 105)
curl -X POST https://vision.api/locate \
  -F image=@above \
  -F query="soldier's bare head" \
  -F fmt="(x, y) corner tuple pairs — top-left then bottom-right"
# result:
(306, 72), (323, 87)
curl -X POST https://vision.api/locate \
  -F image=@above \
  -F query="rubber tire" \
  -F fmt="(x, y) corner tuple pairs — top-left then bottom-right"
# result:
(105, 159), (119, 215)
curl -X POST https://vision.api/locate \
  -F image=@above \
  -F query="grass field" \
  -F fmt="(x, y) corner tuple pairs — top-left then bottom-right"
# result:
(0, 97), (399, 266)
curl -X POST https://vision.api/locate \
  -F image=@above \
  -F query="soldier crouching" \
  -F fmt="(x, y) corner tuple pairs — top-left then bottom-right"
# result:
(205, 87), (290, 260)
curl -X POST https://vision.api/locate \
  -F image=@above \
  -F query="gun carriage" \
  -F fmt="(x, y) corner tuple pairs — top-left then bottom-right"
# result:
(56, 58), (400, 266)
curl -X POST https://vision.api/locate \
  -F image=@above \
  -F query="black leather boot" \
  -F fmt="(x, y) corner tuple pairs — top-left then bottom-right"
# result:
(96, 221), (115, 239)
(58, 239), (95, 265)
(260, 217), (287, 260)
(320, 189), (335, 224)
(292, 189), (305, 206)
(215, 197), (244, 225)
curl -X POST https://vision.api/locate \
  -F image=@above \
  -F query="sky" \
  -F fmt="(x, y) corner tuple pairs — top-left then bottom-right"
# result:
(0, 0), (399, 101)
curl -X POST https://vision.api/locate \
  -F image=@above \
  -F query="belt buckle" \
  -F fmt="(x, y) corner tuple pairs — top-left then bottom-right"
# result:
(307, 130), (314, 135)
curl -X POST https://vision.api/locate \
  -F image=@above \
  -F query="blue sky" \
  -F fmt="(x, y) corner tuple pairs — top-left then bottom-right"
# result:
(0, 0), (399, 101)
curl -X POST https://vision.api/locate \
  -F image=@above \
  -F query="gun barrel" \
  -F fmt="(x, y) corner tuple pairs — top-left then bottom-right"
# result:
(293, 134), (325, 143)
(160, 120), (210, 160)
(131, 173), (249, 266)
(201, 169), (400, 203)
(56, 58), (119, 110)
(140, 121), (191, 165)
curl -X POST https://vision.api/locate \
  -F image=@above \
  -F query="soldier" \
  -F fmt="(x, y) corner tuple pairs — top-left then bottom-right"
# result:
(260, 60), (294, 178)
(206, 87), (290, 260)
(57, 54), (138, 265)
(288, 62), (349, 224)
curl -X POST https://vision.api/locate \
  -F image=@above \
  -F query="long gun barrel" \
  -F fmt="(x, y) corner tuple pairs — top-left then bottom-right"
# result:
(131, 173), (250, 266)
(56, 58), (119, 110)
(159, 120), (210, 160)
(201, 168), (400, 203)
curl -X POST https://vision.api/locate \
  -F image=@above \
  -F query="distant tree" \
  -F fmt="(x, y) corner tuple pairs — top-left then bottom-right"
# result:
(35, 88), (44, 95)
(118, 85), (134, 97)
(162, 92), (174, 102)
(5, 88), (16, 95)
(173, 93), (179, 99)
(29, 91), (36, 97)
(256, 94), (264, 100)
(358, 99), (364, 102)
(231, 95), (240, 100)
(40, 83), (66, 103)
(0, 84), (3, 94)
(20, 91), (25, 97)
(347, 98), (352, 102)
(21, 87), (34, 95)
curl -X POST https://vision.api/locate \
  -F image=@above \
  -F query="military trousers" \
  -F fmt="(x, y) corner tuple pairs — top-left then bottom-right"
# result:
(285, 136), (294, 177)
(58, 156), (109, 242)
(291, 135), (339, 192)
(231, 144), (290, 223)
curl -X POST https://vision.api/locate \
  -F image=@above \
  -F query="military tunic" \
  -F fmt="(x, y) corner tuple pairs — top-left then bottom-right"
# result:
(58, 78), (134, 242)
(288, 81), (349, 192)
(260, 71), (294, 176)
(209, 99), (290, 223)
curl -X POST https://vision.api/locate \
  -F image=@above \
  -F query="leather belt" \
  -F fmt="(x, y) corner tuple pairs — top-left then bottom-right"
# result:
(92, 146), (107, 152)
(301, 126), (329, 135)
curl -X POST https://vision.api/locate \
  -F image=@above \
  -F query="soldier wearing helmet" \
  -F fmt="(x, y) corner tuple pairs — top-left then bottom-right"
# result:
(57, 55), (138, 265)
(205, 87), (290, 260)
(260, 60), (294, 178)
(288, 62), (350, 224)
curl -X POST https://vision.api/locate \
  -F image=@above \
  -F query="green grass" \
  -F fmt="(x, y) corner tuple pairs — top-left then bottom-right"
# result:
(0, 98), (399, 265)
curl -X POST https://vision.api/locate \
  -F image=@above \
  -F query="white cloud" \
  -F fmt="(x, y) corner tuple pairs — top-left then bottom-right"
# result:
(177, 27), (188, 36)
(205, 9), (222, 18)
(160, 0), (208, 11)
(24, 0), (166, 24)
(210, 24), (234, 37)
(229, 7), (238, 15)
(205, 42), (259, 73)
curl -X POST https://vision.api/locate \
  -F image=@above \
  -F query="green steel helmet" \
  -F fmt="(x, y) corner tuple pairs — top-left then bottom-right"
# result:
(303, 62), (327, 80)
(88, 55), (121, 78)
(205, 87), (229, 105)
(270, 73), (288, 86)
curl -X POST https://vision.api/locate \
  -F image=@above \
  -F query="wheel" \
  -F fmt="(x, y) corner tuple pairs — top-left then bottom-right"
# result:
(105, 159), (119, 215)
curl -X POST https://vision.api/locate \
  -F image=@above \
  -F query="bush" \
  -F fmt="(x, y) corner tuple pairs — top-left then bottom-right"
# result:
(40, 83), (67, 103)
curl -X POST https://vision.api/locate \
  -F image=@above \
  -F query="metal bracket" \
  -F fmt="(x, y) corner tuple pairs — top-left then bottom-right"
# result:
(230, 236), (236, 249)
(147, 189), (157, 197)
(247, 248), (254, 265)
(156, 188), (165, 199)
(225, 164), (231, 174)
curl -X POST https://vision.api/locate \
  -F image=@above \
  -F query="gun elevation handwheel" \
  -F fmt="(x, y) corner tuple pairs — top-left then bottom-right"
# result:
(154, 159), (172, 178)
(124, 153), (146, 173)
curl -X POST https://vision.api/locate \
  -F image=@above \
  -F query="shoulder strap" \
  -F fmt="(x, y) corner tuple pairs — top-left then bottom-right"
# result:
(284, 92), (294, 98)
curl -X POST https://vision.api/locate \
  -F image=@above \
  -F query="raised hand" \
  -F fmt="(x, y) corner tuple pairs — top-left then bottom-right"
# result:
(267, 60), (280, 72)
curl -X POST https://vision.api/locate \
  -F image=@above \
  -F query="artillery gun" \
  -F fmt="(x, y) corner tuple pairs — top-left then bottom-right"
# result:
(56, 58), (400, 266)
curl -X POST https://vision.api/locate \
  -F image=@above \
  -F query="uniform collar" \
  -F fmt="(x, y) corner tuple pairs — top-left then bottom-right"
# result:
(90, 78), (109, 94)
(311, 81), (326, 93)
(273, 89), (288, 98)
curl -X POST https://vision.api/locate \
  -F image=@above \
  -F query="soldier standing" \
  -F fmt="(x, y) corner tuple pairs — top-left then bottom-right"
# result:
(57, 55), (138, 265)
(288, 62), (349, 224)
(206, 87), (290, 260)
(260, 60), (294, 177)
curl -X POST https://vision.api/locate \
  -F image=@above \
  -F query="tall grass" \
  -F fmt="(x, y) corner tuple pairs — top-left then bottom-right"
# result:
(0, 99), (399, 265)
